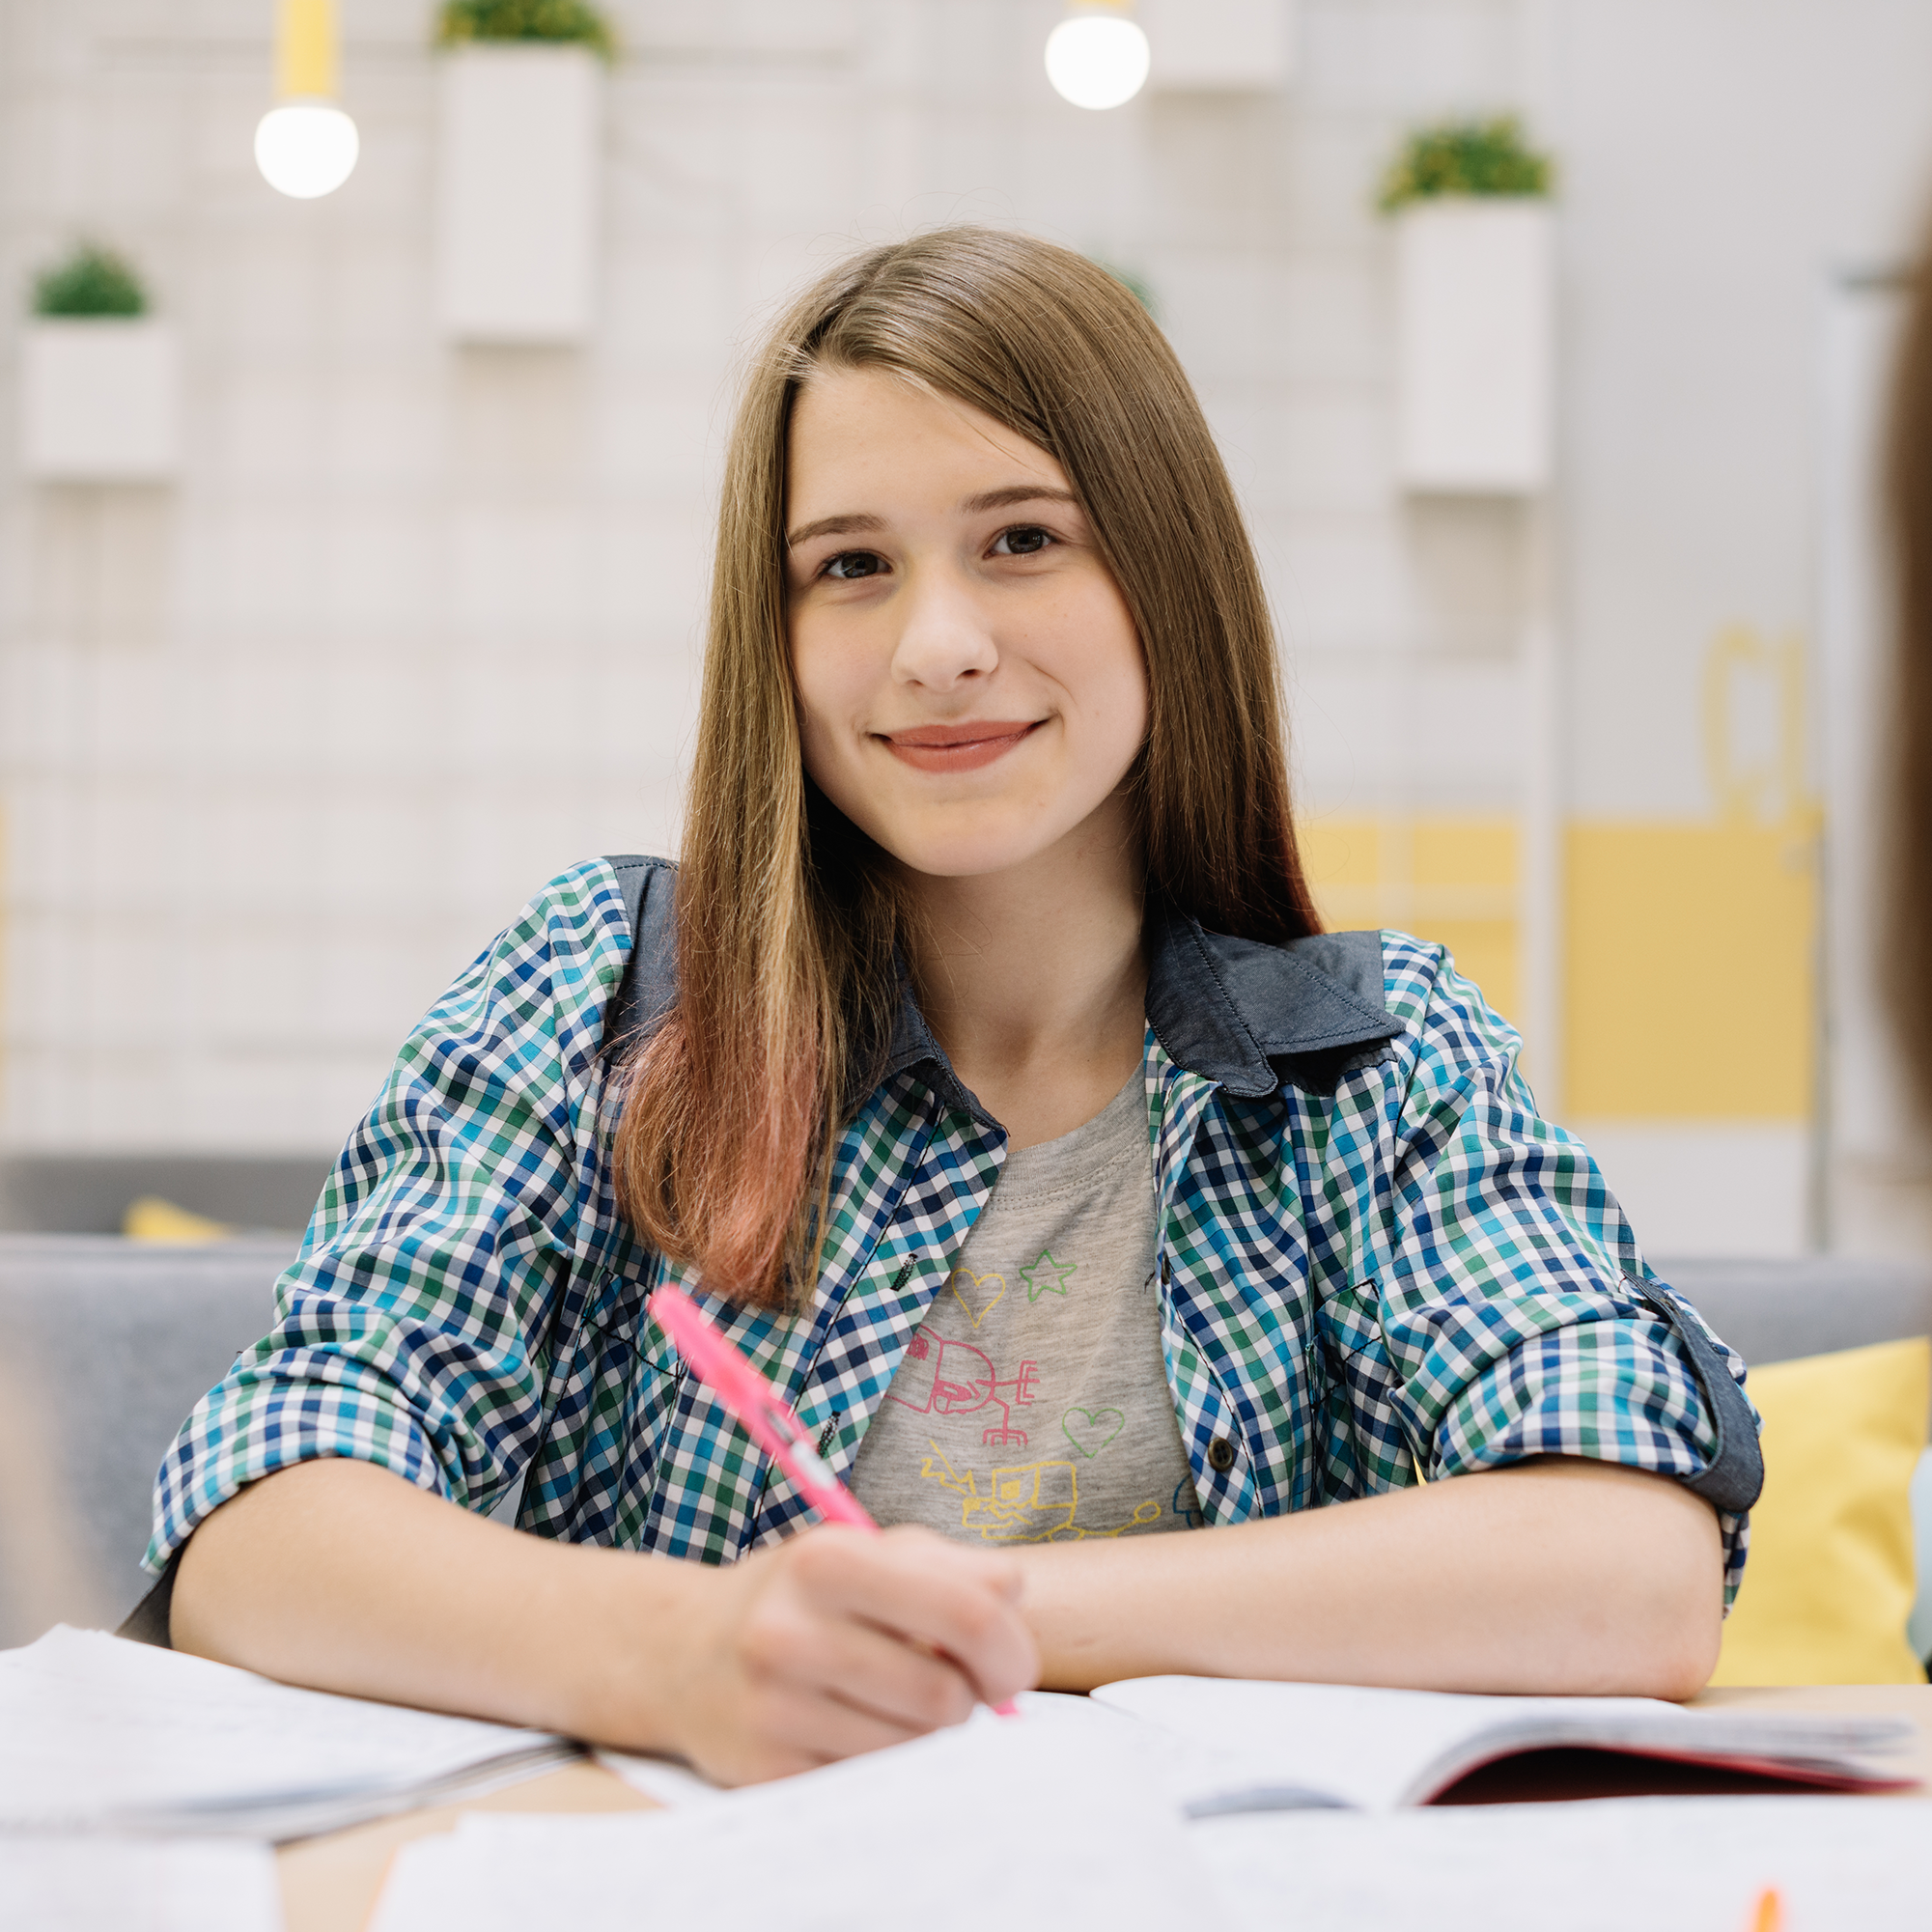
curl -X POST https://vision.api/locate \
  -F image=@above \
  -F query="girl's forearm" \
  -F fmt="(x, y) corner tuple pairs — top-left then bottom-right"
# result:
(171, 1458), (706, 1746)
(170, 1459), (1039, 1785)
(1009, 1457), (1724, 1698)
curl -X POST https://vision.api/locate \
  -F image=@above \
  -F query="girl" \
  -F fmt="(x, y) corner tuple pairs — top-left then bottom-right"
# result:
(156, 228), (1757, 1787)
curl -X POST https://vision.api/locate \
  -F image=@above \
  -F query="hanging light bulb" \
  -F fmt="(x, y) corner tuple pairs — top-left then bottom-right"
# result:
(256, 0), (358, 199)
(1045, 3), (1151, 111)
(256, 103), (358, 198)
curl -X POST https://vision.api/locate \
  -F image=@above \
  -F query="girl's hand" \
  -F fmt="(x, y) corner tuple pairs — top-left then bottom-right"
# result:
(656, 1523), (1038, 1785)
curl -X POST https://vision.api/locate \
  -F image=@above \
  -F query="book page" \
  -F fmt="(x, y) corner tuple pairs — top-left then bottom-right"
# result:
(1194, 1797), (1932, 1931)
(0, 1625), (568, 1834)
(596, 1689), (1182, 1808)
(374, 1710), (1224, 1932)
(1090, 1676), (1915, 1810)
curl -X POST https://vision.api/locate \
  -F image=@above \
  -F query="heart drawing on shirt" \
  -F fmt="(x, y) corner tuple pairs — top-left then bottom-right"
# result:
(1061, 1407), (1125, 1458)
(946, 1266), (1006, 1330)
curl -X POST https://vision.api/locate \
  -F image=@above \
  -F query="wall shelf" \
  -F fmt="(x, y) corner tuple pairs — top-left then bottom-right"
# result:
(20, 319), (180, 483)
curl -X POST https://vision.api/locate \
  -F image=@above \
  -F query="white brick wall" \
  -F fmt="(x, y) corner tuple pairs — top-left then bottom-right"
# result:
(0, 0), (1526, 1153)
(5, 0), (1927, 1177)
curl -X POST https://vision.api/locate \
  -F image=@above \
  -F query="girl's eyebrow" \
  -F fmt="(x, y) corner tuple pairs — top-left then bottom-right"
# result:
(785, 486), (1078, 549)
(960, 485), (1079, 515)
(786, 511), (884, 548)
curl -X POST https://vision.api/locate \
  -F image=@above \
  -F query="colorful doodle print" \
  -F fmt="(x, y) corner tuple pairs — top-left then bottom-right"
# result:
(946, 1266), (1005, 1329)
(882, 1253), (1176, 1537)
(919, 1442), (1163, 1543)
(1019, 1250), (1078, 1302)
(884, 1331), (1039, 1447)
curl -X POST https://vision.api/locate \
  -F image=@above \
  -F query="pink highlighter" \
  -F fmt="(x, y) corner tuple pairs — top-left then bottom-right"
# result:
(647, 1285), (1019, 1717)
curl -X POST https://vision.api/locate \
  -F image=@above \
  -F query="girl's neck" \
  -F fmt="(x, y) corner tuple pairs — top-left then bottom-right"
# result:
(899, 792), (1148, 1148)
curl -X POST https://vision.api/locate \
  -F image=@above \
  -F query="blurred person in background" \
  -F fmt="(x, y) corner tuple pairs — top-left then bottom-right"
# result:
(152, 229), (1758, 1786)
(1890, 234), (1932, 1120)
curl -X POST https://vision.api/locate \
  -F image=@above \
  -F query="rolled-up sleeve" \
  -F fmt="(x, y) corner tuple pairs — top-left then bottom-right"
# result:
(145, 862), (629, 1574)
(1366, 943), (1758, 1608)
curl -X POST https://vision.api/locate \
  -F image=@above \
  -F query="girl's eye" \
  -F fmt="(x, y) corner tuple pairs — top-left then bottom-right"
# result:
(991, 525), (1053, 557)
(823, 550), (886, 580)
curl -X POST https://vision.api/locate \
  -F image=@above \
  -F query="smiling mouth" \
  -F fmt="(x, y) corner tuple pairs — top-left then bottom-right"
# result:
(880, 720), (1044, 773)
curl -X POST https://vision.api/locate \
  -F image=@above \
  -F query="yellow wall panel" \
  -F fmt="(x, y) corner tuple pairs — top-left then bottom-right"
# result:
(1298, 818), (1382, 889)
(1300, 815), (1523, 1026)
(1413, 819), (1518, 888)
(1423, 919), (1522, 1028)
(1564, 822), (1816, 1120)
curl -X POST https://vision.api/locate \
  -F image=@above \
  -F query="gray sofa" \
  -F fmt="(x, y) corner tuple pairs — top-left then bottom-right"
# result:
(0, 1236), (294, 1647)
(2, 1238), (1928, 1652)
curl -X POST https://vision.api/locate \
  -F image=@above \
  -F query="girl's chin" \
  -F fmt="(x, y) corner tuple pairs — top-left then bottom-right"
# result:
(873, 822), (1074, 882)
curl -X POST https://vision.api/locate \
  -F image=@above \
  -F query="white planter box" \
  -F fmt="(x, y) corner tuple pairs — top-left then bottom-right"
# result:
(19, 319), (181, 482)
(1143, 0), (1294, 90)
(1394, 199), (1554, 493)
(435, 43), (602, 345)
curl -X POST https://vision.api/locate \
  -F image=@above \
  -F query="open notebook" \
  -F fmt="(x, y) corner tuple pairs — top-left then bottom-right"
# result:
(1083, 1675), (1919, 1812)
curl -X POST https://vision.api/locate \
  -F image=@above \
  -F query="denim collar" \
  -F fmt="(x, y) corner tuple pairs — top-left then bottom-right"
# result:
(880, 906), (1400, 1123)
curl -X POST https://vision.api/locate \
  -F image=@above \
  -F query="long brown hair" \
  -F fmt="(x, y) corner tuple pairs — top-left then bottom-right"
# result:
(615, 226), (1321, 1307)
(1890, 246), (1932, 1118)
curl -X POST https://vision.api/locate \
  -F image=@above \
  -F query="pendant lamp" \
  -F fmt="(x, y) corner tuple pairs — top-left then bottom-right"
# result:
(255, 0), (359, 199)
(1045, 1), (1151, 111)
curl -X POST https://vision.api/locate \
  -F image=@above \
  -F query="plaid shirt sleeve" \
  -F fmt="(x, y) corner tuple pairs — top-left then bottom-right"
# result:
(145, 862), (630, 1574)
(1364, 937), (1756, 1607)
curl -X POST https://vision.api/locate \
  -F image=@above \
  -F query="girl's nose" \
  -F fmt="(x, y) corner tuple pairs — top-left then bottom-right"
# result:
(889, 568), (998, 690)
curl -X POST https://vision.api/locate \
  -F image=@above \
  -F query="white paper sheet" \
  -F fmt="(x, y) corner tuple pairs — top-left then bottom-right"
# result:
(0, 1836), (282, 1932)
(1193, 1796), (1932, 1932)
(0, 1625), (571, 1837)
(375, 1709), (1223, 1932)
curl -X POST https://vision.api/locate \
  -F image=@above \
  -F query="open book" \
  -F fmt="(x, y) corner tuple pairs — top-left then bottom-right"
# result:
(0, 1626), (575, 1840)
(599, 1674), (1919, 1819)
(1083, 1675), (1920, 1813)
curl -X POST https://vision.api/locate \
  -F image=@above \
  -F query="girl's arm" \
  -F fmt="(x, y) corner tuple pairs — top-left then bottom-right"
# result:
(171, 1457), (1037, 1787)
(1009, 1455), (1723, 1696)
(157, 867), (1030, 1783)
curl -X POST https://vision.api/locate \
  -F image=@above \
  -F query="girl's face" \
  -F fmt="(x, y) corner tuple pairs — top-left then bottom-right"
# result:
(785, 367), (1149, 882)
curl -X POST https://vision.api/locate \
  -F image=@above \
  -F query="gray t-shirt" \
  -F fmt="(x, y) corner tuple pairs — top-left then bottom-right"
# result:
(851, 1070), (1203, 1543)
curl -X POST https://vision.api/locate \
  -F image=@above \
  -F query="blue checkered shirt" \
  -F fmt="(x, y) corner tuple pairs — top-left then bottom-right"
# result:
(149, 857), (1754, 1605)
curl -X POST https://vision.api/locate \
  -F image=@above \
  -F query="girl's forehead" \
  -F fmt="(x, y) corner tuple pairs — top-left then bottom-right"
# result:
(789, 366), (1065, 492)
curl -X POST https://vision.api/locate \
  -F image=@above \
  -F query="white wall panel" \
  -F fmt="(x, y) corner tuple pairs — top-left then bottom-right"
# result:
(1144, 0), (1296, 92)
(0, 0), (1907, 1230)
(434, 45), (602, 345)
(1395, 201), (1553, 493)
(1572, 1125), (1811, 1258)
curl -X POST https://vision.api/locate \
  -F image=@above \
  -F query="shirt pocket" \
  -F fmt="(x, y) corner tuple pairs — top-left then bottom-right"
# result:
(1312, 1277), (1405, 1432)
(541, 1258), (687, 1535)
(1314, 1277), (1391, 1372)
(1312, 1277), (1434, 1490)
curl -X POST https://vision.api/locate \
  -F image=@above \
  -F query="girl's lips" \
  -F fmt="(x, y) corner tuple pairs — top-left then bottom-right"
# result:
(879, 721), (1043, 773)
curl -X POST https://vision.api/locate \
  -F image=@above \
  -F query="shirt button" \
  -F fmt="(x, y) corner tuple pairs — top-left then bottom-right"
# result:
(1160, 1253), (1172, 1286)
(1207, 1437), (1237, 1473)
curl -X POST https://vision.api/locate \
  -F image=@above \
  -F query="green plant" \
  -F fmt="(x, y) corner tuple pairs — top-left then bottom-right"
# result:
(434, 0), (614, 58)
(32, 243), (148, 318)
(1377, 116), (1554, 213)
(1090, 259), (1158, 319)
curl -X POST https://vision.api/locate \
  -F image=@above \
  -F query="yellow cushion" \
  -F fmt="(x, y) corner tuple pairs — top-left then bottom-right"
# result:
(1711, 1334), (1930, 1686)
(123, 1195), (232, 1244)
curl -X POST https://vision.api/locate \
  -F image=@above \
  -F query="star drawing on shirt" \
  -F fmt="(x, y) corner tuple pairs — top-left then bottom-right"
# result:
(1020, 1249), (1078, 1302)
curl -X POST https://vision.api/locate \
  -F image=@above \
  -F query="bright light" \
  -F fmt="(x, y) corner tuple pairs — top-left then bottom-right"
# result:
(1045, 13), (1151, 111)
(254, 100), (359, 199)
